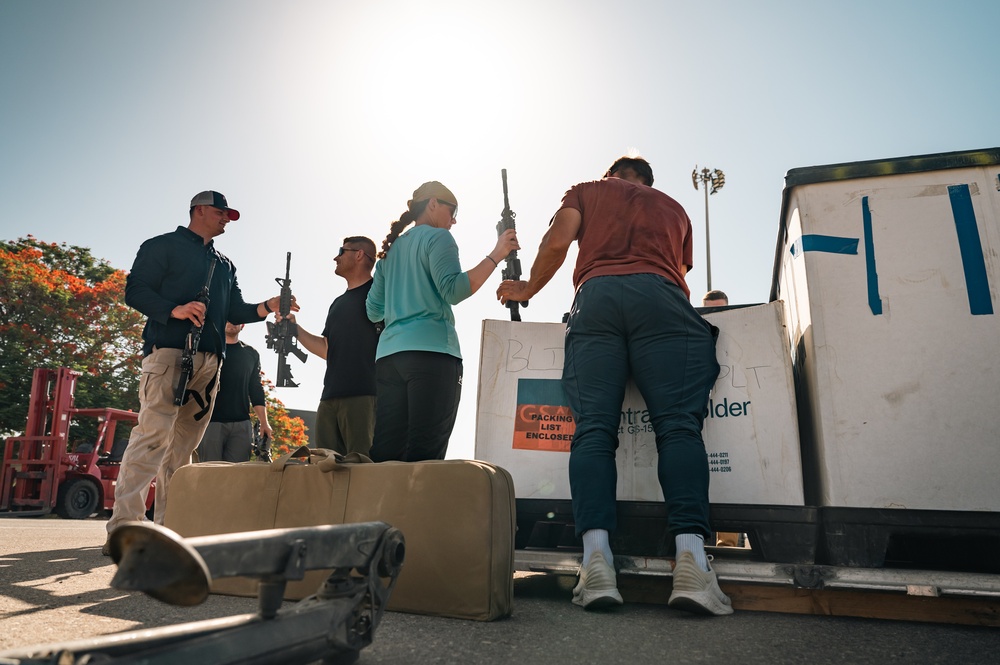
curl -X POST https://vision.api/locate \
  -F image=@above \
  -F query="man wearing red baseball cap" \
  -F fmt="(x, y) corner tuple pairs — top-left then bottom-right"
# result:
(103, 189), (295, 555)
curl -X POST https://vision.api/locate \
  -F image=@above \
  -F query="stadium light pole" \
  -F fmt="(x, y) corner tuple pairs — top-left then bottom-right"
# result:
(691, 166), (726, 292)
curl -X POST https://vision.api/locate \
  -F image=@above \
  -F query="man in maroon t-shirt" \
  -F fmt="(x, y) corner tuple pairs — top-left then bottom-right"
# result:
(497, 156), (731, 616)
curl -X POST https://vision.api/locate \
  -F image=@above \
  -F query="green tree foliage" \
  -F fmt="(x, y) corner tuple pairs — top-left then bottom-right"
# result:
(0, 236), (144, 435)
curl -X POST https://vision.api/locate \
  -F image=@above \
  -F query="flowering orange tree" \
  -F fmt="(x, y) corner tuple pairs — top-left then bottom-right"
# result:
(0, 236), (144, 435)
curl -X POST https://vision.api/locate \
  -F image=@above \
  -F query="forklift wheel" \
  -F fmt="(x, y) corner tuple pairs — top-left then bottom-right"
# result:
(56, 478), (101, 519)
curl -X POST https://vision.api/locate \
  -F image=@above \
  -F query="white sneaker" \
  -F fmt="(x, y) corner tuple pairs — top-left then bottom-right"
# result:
(668, 551), (734, 616)
(572, 552), (623, 610)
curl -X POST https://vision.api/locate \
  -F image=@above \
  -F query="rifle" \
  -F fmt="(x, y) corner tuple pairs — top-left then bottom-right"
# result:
(264, 252), (307, 387)
(252, 420), (272, 463)
(496, 169), (527, 321)
(0, 521), (405, 664)
(174, 258), (217, 406)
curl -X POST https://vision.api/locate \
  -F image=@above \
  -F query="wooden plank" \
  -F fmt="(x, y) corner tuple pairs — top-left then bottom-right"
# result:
(616, 576), (1000, 626)
(726, 585), (1000, 627)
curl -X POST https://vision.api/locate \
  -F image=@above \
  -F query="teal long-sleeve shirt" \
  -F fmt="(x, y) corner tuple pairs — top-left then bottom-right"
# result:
(366, 225), (472, 361)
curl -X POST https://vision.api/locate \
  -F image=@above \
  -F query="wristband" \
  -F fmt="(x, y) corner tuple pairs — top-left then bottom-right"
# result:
(263, 300), (273, 313)
(486, 255), (499, 267)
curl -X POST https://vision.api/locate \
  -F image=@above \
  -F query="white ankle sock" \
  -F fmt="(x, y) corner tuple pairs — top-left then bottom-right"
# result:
(582, 529), (613, 567)
(675, 533), (710, 571)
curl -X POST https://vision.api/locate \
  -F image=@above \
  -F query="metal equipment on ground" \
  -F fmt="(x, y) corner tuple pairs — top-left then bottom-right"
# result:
(0, 521), (405, 664)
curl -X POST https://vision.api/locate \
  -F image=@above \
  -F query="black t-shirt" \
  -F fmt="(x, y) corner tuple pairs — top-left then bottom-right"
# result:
(321, 280), (379, 400)
(211, 341), (266, 422)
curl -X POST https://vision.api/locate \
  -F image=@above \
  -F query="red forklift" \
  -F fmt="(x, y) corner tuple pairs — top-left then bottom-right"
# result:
(0, 367), (153, 519)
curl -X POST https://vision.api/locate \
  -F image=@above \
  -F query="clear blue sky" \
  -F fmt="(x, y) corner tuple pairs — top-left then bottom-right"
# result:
(2, 0), (997, 458)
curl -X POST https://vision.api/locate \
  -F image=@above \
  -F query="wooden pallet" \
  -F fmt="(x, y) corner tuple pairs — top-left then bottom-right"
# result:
(618, 577), (1000, 627)
(517, 550), (1000, 627)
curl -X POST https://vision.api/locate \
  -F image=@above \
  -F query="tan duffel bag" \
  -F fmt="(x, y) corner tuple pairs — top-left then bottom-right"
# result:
(163, 447), (515, 621)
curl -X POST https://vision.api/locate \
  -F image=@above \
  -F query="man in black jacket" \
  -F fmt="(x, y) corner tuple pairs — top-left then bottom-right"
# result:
(104, 190), (295, 554)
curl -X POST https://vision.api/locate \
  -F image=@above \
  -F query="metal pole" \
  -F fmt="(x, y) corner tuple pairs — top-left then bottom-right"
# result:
(692, 165), (723, 295)
(704, 184), (712, 292)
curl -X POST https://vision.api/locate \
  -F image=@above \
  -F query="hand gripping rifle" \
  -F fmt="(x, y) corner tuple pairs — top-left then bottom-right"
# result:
(265, 252), (307, 387)
(252, 421), (272, 463)
(497, 168), (527, 321)
(174, 258), (217, 406)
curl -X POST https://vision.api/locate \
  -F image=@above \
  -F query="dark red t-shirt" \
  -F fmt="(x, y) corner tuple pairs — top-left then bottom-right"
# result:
(559, 177), (693, 298)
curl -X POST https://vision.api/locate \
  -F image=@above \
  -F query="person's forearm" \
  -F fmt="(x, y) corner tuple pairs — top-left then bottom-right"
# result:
(523, 242), (569, 299)
(295, 324), (328, 360)
(467, 252), (505, 294)
(254, 297), (277, 319)
(253, 404), (269, 428)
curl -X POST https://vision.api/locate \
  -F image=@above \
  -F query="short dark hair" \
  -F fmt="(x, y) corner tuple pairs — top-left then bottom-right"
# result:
(702, 290), (729, 305)
(344, 236), (377, 262)
(604, 156), (654, 186)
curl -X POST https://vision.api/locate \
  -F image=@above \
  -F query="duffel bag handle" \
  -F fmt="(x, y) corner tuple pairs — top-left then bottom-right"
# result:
(271, 445), (373, 471)
(270, 445), (319, 469)
(317, 450), (373, 472)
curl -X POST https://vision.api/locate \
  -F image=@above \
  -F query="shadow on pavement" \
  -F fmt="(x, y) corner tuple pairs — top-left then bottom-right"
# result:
(0, 543), (258, 627)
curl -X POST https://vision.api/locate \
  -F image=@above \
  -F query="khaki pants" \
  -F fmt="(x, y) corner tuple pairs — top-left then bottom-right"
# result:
(314, 395), (376, 455)
(107, 348), (220, 533)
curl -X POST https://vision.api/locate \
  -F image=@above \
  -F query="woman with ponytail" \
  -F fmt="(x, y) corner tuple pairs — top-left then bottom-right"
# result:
(366, 181), (519, 462)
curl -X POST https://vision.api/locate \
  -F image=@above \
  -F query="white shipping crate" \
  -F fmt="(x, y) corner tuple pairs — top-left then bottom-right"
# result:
(773, 148), (1000, 511)
(474, 301), (804, 506)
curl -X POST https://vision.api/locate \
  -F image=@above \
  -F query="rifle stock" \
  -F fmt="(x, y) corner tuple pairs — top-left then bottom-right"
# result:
(497, 168), (527, 321)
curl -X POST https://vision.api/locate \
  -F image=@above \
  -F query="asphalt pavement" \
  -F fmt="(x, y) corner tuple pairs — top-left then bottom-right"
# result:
(1, 516), (999, 664)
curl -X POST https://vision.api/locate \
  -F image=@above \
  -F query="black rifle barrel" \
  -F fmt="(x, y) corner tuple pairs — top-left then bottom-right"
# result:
(497, 169), (527, 321)
(173, 258), (217, 406)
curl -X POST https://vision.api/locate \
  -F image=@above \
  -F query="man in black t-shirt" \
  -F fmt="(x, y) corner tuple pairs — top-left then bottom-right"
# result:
(196, 322), (272, 462)
(285, 236), (379, 455)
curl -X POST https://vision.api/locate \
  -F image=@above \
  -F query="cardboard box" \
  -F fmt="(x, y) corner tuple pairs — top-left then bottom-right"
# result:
(474, 301), (804, 506)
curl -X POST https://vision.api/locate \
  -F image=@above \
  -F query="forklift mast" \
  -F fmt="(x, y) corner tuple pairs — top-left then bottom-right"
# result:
(1, 367), (140, 517)
(1, 368), (78, 513)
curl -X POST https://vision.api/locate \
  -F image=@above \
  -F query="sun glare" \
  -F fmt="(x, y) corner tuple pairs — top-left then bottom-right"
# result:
(337, 6), (530, 165)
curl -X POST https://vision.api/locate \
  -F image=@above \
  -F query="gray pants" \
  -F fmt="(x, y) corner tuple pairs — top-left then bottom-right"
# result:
(196, 420), (253, 462)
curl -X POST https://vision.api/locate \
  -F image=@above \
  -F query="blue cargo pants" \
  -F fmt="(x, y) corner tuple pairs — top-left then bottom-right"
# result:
(562, 273), (720, 539)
